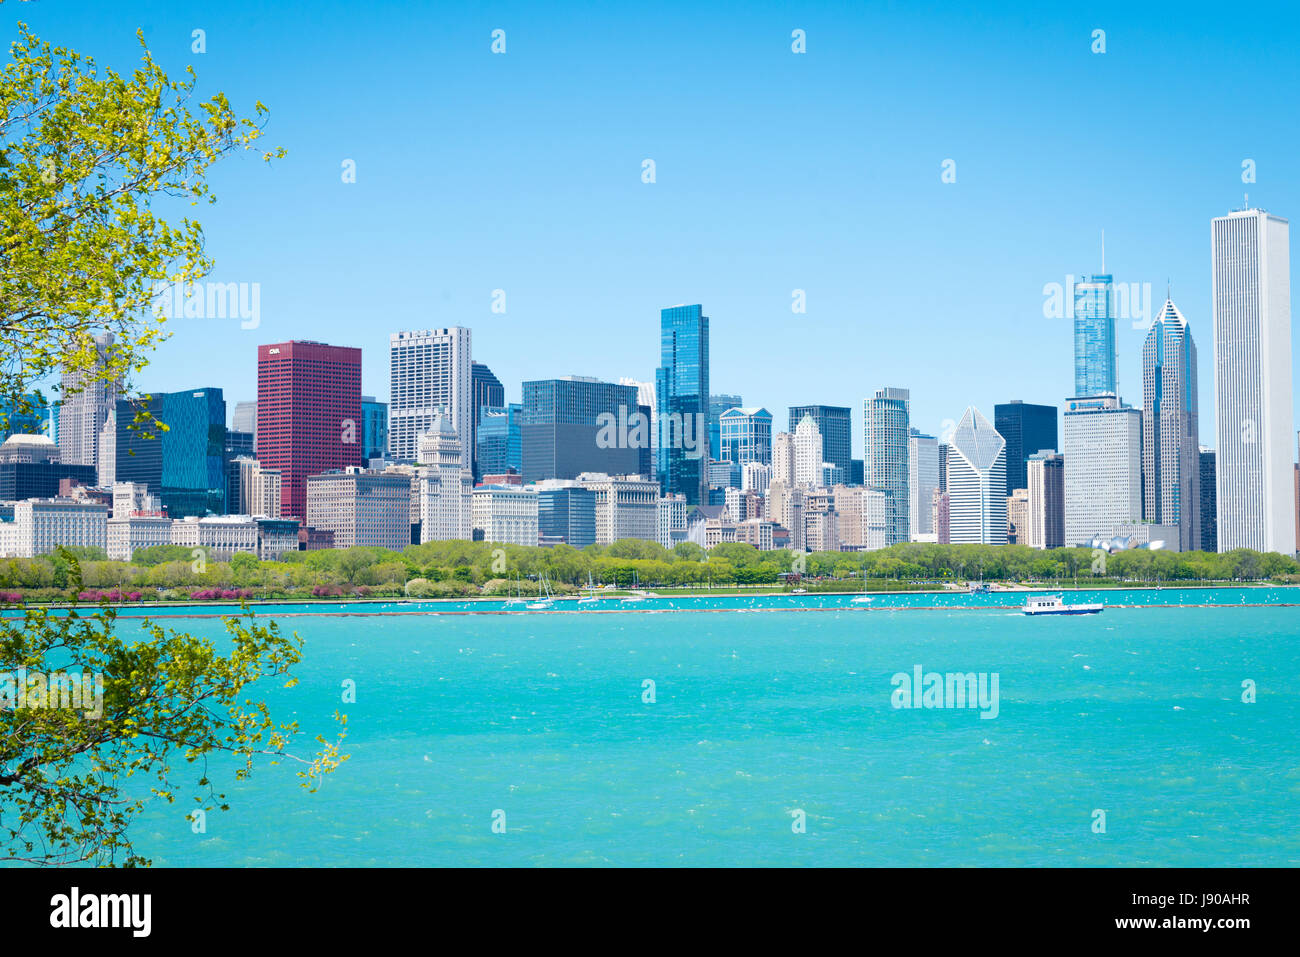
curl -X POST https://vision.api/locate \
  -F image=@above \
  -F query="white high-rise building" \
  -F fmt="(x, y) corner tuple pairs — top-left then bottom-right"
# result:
(908, 429), (939, 539)
(656, 493), (688, 548)
(472, 485), (538, 547)
(416, 416), (474, 542)
(742, 461), (771, 496)
(389, 327), (473, 468)
(793, 414), (822, 487)
(57, 331), (119, 469)
(946, 407), (1007, 545)
(771, 432), (795, 486)
(1062, 395), (1142, 546)
(1142, 299), (1200, 551)
(1211, 208), (1295, 555)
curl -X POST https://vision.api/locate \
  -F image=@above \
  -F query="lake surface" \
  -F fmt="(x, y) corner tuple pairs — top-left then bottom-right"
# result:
(102, 588), (1300, 866)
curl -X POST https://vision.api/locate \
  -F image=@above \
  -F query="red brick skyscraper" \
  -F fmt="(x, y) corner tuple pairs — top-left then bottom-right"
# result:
(256, 341), (363, 519)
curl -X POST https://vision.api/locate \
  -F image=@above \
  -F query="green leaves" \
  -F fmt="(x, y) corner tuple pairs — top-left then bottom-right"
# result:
(0, 603), (347, 866)
(0, 23), (281, 430)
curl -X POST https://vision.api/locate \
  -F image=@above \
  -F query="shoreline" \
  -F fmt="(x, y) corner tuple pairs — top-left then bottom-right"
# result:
(5, 583), (1296, 618)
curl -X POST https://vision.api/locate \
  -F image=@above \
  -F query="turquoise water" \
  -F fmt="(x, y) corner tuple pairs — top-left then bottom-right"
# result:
(101, 589), (1300, 867)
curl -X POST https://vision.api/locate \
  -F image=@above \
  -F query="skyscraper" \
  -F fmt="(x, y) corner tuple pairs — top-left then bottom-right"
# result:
(656, 304), (709, 505)
(946, 406), (1007, 545)
(521, 377), (643, 482)
(709, 394), (743, 461)
(1142, 299), (1200, 551)
(993, 400), (1058, 496)
(719, 407), (772, 466)
(415, 415), (473, 542)
(361, 397), (389, 463)
(231, 400), (257, 439)
(471, 362), (505, 478)
(793, 414), (823, 487)
(1211, 208), (1295, 555)
(863, 387), (910, 544)
(908, 429), (939, 539)
(1074, 274), (1117, 397)
(1061, 394), (1142, 546)
(477, 403), (522, 477)
(257, 341), (363, 519)
(788, 405), (852, 479)
(57, 331), (119, 469)
(1025, 450), (1065, 549)
(1198, 447), (1217, 554)
(115, 388), (227, 518)
(389, 327), (472, 468)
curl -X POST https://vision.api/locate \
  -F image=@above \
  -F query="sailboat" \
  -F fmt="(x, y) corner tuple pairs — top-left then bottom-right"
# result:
(578, 572), (599, 605)
(850, 573), (874, 605)
(621, 569), (646, 603)
(526, 576), (554, 610)
(505, 574), (526, 608)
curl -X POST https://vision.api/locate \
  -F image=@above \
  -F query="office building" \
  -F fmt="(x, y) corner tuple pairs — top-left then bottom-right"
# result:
(169, 514), (259, 561)
(709, 394), (743, 461)
(537, 484), (598, 547)
(0, 498), (108, 558)
(0, 435), (96, 501)
(1142, 299), (1200, 551)
(305, 468), (411, 551)
(57, 331), (119, 470)
(1062, 395), (1142, 546)
(863, 387), (911, 544)
(908, 429), (939, 539)
(994, 400), (1058, 496)
(789, 405), (851, 479)
(477, 403), (522, 477)
(656, 304), (709, 504)
(231, 401), (257, 439)
(719, 407), (773, 466)
(947, 406), (1007, 545)
(1074, 273), (1117, 397)
(522, 377), (644, 483)
(1199, 447), (1217, 553)
(1025, 451), (1065, 549)
(389, 327), (472, 467)
(362, 397), (389, 463)
(257, 340), (363, 519)
(415, 416), (474, 542)
(793, 414), (823, 487)
(114, 388), (227, 518)
(472, 484), (538, 547)
(1211, 208), (1295, 554)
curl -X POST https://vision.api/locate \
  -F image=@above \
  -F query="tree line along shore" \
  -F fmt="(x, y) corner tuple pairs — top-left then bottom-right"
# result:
(0, 541), (1295, 604)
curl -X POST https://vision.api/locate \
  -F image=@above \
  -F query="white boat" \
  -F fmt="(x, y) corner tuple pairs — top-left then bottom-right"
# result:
(968, 582), (991, 594)
(1022, 593), (1103, 616)
(850, 595), (874, 605)
(621, 570), (647, 603)
(526, 576), (554, 610)
(505, 575), (527, 607)
(578, 572), (599, 605)
(791, 587), (808, 595)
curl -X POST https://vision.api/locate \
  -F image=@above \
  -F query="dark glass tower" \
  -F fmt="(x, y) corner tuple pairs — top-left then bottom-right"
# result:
(115, 387), (227, 517)
(993, 400), (1058, 495)
(656, 304), (709, 504)
(788, 405), (852, 478)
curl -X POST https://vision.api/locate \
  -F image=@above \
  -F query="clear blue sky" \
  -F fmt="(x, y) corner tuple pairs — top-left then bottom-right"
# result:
(17, 0), (1300, 457)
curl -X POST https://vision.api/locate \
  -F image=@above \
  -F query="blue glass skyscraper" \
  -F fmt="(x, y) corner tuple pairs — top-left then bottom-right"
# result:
(115, 388), (227, 517)
(656, 304), (709, 505)
(1074, 274), (1117, 397)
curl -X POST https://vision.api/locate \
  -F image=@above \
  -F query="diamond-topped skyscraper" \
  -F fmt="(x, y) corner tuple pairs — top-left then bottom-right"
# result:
(1142, 298), (1200, 551)
(656, 304), (709, 505)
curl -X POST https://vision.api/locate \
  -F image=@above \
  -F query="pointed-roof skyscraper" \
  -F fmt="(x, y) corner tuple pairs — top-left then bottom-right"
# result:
(1142, 298), (1200, 550)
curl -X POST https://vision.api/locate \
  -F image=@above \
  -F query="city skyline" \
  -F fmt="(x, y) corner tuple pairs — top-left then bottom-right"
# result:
(19, 2), (1300, 455)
